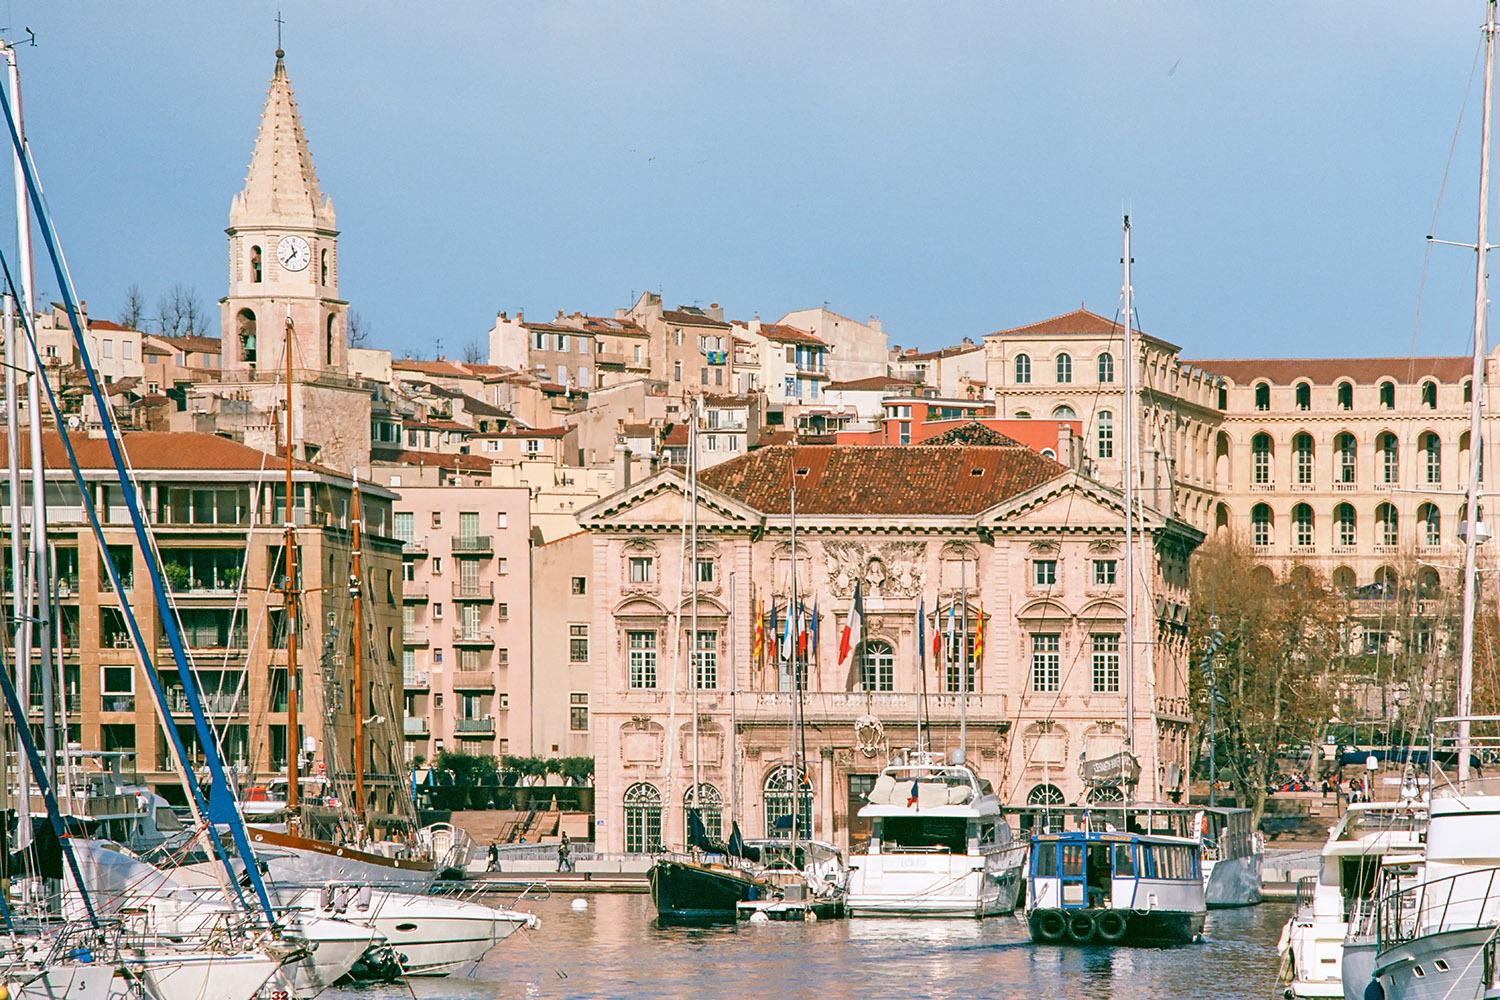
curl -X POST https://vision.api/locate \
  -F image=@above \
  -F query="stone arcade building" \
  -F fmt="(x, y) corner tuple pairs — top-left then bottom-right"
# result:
(577, 443), (1202, 854)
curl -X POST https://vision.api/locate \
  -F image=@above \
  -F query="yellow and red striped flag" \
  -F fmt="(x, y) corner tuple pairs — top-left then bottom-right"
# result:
(752, 593), (764, 663)
(974, 601), (985, 663)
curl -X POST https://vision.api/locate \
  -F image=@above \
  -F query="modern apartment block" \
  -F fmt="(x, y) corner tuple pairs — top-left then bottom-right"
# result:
(387, 467), (533, 761)
(5, 431), (405, 811)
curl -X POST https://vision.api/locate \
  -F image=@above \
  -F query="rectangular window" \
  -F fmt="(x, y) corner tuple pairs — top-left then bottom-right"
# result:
(498, 602), (509, 620)
(571, 576), (587, 595)
(628, 630), (657, 689)
(694, 630), (717, 689)
(629, 557), (654, 583)
(570, 624), (589, 663)
(1091, 634), (1120, 693)
(1034, 560), (1057, 586)
(394, 512), (414, 543)
(570, 693), (589, 731)
(1031, 633), (1060, 692)
(497, 557), (509, 575)
(1092, 559), (1116, 586)
(945, 631), (976, 694)
(696, 558), (714, 583)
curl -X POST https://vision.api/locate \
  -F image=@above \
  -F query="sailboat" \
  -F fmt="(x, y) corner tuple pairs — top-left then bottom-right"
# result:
(649, 394), (777, 923)
(1366, 4), (1500, 998)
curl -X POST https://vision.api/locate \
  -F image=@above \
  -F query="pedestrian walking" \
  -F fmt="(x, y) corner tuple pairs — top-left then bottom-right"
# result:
(557, 832), (573, 873)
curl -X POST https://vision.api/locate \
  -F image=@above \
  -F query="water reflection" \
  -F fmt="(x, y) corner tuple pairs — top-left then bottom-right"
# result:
(326, 896), (1293, 1000)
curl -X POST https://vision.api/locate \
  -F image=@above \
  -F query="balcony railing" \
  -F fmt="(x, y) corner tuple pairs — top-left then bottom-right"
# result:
(403, 537), (429, 557)
(451, 581), (495, 600)
(403, 627), (430, 647)
(452, 671), (495, 690)
(100, 695), (136, 713)
(453, 627), (496, 647)
(732, 691), (1008, 723)
(404, 716), (429, 735)
(403, 581), (430, 601)
(167, 689), (246, 714)
(455, 717), (495, 734)
(403, 669), (430, 689)
(452, 535), (493, 555)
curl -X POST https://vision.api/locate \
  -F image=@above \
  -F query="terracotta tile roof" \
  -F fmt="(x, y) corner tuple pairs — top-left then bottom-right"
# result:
(899, 343), (982, 361)
(520, 321), (586, 334)
(663, 308), (731, 329)
(483, 426), (570, 439)
(988, 308), (1127, 338)
(406, 419), (471, 433)
(88, 319), (136, 333)
(699, 444), (1065, 516)
(372, 449), (492, 472)
(457, 393), (510, 418)
(923, 422), (1026, 448)
(142, 342), (173, 357)
(703, 393), (754, 405)
(826, 375), (916, 391)
(621, 423), (658, 437)
(747, 321), (825, 346)
(154, 334), (221, 353)
(1182, 356), (1472, 385)
(0, 431), (335, 475)
(393, 359), (472, 377)
(578, 316), (647, 336)
(662, 424), (689, 446)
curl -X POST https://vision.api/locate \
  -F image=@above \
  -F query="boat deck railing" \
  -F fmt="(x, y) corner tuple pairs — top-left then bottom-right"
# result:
(1378, 865), (1500, 947)
(1294, 875), (1317, 918)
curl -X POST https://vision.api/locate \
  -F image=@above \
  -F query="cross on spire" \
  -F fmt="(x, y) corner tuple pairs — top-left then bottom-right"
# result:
(275, 10), (284, 54)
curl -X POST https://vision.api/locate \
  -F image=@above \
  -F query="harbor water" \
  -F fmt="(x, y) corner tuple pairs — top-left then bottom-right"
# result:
(328, 893), (1291, 1000)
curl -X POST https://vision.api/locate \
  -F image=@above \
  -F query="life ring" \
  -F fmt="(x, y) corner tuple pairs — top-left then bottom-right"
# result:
(1034, 909), (1067, 943)
(1067, 911), (1097, 943)
(1094, 910), (1128, 943)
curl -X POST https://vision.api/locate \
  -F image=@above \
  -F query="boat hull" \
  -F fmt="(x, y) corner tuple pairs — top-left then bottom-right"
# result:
(1205, 850), (1264, 907)
(247, 826), (438, 888)
(131, 947), (283, 1000)
(649, 858), (767, 924)
(846, 861), (1019, 917)
(1026, 906), (1205, 946)
(1341, 936), (1377, 1000)
(1375, 925), (1500, 1000)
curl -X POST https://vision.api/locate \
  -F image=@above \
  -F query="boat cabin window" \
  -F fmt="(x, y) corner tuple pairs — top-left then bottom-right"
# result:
(1060, 843), (1084, 877)
(979, 822), (997, 847)
(880, 816), (967, 854)
(155, 806), (183, 832)
(1338, 856), (1381, 919)
(1114, 843), (1136, 877)
(1034, 844), (1057, 877)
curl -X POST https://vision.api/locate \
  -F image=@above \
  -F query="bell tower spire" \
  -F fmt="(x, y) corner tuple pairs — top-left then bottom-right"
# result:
(221, 46), (346, 378)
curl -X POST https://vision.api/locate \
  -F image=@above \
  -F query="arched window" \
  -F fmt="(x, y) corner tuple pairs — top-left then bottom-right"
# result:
(1422, 433), (1442, 485)
(1374, 565), (1399, 591)
(1337, 381), (1354, 410)
(623, 782), (662, 854)
(320, 247), (330, 286)
(1335, 433), (1356, 484)
(1252, 433), (1273, 485)
(1465, 379), (1474, 404)
(1056, 353), (1072, 383)
(250, 245), (262, 283)
(860, 640), (895, 692)
(1378, 433), (1398, 485)
(1295, 382), (1311, 410)
(237, 308), (258, 368)
(764, 765), (812, 840)
(1293, 433), (1314, 485)
(1332, 566), (1356, 593)
(684, 783), (723, 843)
(1293, 503), (1314, 549)
(1096, 411), (1114, 459)
(1052, 404), (1077, 419)
(1376, 503), (1399, 547)
(1014, 411), (1031, 419)
(1014, 354), (1031, 384)
(1251, 503), (1273, 548)
(1335, 503), (1356, 548)
(1027, 783), (1065, 806)
(1419, 567), (1441, 597)
(326, 314), (336, 367)
(1421, 381), (1437, 409)
(1379, 381), (1396, 409)
(1086, 786), (1124, 804)
(1097, 353), (1114, 383)
(1419, 502), (1441, 549)
(1254, 382), (1271, 411)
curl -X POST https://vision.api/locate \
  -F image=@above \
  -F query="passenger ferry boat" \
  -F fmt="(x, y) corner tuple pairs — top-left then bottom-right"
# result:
(1273, 799), (1426, 999)
(1025, 830), (1206, 945)
(845, 750), (1026, 917)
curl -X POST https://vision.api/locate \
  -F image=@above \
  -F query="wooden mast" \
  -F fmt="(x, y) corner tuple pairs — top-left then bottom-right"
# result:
(284, 312), (300, 833)
(351, 469), (366, 827)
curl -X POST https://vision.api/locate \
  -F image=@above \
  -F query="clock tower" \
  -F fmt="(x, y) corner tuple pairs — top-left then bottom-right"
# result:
(220, 49), (347, 377)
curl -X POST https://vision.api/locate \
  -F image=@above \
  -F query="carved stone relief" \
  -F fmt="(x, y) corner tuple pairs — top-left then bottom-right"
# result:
(823, 540), (926, 599)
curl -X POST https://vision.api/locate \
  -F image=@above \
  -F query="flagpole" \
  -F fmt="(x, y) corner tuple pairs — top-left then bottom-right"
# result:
(729, 571), (738, 838)
(917, 596), (926, 754)
(959, 555), (968, 767)
(789, 480), (802, 848)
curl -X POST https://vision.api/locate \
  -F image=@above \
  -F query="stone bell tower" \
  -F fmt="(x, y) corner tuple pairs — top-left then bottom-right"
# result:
(220, 48), (348, 379)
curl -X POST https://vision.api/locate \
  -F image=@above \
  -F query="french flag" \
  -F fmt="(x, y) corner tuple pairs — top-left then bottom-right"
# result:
(837, 581), (864, 667)
(906, 779), (920, 808)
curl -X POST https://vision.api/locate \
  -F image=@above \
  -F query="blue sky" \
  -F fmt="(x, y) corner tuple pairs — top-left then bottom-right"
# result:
(6, 2), (1496, 360)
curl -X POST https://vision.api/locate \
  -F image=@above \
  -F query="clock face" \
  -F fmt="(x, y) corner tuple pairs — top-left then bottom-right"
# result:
(277, 235), (311, 272)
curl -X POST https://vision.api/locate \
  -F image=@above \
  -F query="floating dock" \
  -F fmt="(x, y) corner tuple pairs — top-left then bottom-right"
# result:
(737, 897), (844, 921)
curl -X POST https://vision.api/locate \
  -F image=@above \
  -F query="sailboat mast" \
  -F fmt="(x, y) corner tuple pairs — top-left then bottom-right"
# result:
(284, 313), (301, 830)
(351, 470), (365, 827)
(689, 396), (700, 821)
(789, 480), (801, 850)
(1459, 0), (1497, 784)
(959, 556), (967, 764)
(2, 287), (24, 844)
(1122, 216), (1137, 773)
(728, 571), (737, 833)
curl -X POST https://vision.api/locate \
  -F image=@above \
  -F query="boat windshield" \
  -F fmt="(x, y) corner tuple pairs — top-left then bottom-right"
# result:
(878, 816), (966, 853)
(1337, 808), (1425, 840)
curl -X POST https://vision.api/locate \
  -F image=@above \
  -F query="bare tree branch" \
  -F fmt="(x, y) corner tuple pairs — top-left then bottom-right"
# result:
(461, 337), (485, 365)
(347, 309), (371, 349)
(118, 284), (147, 331)
(156, 283), (207, 339)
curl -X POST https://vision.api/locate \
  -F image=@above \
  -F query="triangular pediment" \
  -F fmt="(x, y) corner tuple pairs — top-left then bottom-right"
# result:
(978, 470), (1180, 536)
(576, 468), (763, 532)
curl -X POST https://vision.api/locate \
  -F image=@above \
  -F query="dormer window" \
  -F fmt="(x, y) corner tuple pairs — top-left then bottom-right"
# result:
(1379, 380), (1396, 409)
(1254, 382), (1270, 411)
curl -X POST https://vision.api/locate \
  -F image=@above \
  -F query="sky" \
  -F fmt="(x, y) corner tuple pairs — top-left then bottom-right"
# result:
(3, 2), (1498, 361)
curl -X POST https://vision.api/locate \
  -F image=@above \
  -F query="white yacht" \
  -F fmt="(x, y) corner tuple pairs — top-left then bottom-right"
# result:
(845, 750), (1026, 917)
(1275, 801), (1426, 999)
